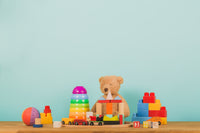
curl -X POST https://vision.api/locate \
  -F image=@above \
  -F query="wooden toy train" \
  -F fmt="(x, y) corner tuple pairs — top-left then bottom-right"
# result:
(62, 114), (122, 126)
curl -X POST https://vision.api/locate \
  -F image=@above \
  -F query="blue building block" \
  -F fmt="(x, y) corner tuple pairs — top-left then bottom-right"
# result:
(137, 99), (149, 117)
(132, 113), (151, 124)
(33, 124), (43, 128)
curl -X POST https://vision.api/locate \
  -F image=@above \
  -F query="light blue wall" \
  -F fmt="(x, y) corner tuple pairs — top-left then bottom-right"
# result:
(0, 0), (200, 121)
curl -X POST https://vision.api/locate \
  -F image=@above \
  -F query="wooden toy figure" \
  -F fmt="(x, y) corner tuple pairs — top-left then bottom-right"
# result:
(91, 76), (130, 118)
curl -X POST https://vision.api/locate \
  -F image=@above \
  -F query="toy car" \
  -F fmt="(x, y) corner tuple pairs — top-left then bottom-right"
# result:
(61, 118), (75, 125)
(74, 119), (89, 125)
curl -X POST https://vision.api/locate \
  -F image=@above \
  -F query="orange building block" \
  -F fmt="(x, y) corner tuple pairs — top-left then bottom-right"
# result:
(106, 103), (112, 114)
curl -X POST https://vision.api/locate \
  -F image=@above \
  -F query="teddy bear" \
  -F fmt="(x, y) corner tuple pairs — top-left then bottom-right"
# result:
(91, 76), (130, 118)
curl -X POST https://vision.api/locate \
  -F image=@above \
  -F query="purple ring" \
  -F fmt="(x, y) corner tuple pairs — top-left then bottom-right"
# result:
(72, 86), (87, 94)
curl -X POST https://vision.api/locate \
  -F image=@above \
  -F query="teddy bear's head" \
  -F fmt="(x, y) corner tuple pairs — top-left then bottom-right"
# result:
(99, 76), (123, 96)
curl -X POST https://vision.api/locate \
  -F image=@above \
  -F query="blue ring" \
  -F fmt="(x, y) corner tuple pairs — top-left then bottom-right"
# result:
(71, 94), (89, 100)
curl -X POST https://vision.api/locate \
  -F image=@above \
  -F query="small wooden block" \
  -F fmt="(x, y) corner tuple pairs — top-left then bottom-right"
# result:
(102, 103), (107, 115)
(119, 103), (124, 115)
(35, 118), (41, 125)
(96, 103), (102, 115)
(133, 121), (140, 128)
(143, 121), (148, 128)
(148, 121), (152, 128)
(112, 103), (118, 115)
(151, 122), (159, 128)
(53, 121), (62, 128)
(86, 112), (93, 119)
(106, 103), (113, 114)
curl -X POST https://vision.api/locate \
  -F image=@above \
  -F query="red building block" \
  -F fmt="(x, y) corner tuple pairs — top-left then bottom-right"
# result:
(143, 92), (150, 103)
(149, 92), (155, 103)
(119, 115), (123, 125)
(160, 107), (167, 117)
(149, 110), (160, 117)
(143, 92), (155, 103)
(44, 106), (51, 116)
(133, 121), (140, 128)
(110, 100), (122, 103)
(98, 100), (110, 103)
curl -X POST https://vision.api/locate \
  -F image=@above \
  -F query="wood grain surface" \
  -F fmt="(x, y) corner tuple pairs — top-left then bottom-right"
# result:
(0, 121), (200, 133)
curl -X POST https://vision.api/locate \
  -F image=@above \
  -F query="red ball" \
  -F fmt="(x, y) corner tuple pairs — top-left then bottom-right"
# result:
(22, 107), (40, 126)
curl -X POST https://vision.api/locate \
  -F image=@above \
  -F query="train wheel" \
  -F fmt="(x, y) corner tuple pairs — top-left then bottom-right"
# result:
(98, 122), (102, 126)
(90, 122), (94, 126)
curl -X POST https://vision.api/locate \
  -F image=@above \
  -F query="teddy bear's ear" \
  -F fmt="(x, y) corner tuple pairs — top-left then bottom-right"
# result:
(117, 76), (124, 84)
(99, 76), (104, 83)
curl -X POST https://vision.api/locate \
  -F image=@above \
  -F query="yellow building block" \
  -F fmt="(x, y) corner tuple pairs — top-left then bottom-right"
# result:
(161, 117), (167, 125)
(103, 115), (119, 121)
(40, 113), (53, 124)
(143, 121), (148, 128)
(149, 99), (161, 110)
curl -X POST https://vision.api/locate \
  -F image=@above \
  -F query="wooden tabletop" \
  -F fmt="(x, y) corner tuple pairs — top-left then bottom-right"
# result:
(0, 121), (200, 133)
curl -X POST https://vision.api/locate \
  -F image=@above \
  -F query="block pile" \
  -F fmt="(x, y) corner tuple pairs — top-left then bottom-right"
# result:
(132, 92), (167, 125)
(40, 106), (53, 124)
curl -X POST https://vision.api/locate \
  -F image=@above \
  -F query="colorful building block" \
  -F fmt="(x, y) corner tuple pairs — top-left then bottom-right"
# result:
(137, 100), (149, 117)
(148, 121), (152, 128)
(149, 107), (167, 117)
(143, 121), (148, 128)
(33, 124), (43, 128)
(149, 110), (160, 117)
(133, 121), (140, 128)
(149, 100), (161, 110)
(151, 122), (159, 128)
(143, 92), (155, 103)
(106, 103), (112, 114)
(35, 118), (41, 125)
(132, 113), (151, 124)
(53, 121), (62, 128)
(44, 106), (51, 116)
(161, 117), (167, 125)
(86, 112), (93, 119)
(40, 113), (53, 124)
(160, 107), (167, 117)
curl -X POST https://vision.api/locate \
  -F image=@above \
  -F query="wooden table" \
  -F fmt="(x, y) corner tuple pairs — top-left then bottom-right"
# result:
(0, 121), (200, 133)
